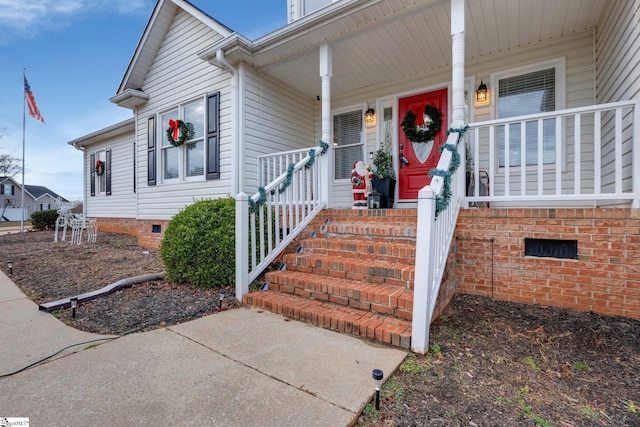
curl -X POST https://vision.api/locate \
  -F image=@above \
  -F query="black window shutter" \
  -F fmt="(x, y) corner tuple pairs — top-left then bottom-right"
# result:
(147, 116), (156, 186)
(90, 153), (96, 197)
(206, 92), (220, 180)
(11, 185), (14, 196)
(105, 149), (112, 196)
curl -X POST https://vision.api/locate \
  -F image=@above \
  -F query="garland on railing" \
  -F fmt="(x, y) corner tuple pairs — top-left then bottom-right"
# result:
(248, 141), (329, 213)
(427, 125), (468, 217)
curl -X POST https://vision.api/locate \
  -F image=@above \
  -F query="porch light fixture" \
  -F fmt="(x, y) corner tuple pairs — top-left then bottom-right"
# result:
(70, 297), (78, 319)
(364, 107), (376, 126)
(7, 260), (12, 277)
(476, 80), (488, 104)
(372, 368), (384, 410)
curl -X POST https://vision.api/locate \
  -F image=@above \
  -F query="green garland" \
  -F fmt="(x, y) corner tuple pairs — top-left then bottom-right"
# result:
(427, 126), (467, 218)
(248, 141), (329, 213)
(401, 104), (442, 143)
(166, 120), (190, 147)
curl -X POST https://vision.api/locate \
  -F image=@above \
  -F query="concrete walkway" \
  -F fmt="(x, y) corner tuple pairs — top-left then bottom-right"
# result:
(0, 270), (407, 426)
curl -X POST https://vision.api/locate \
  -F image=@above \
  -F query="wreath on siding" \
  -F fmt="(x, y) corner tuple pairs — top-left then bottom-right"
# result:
(166, 119), (190, 147)
(401, 104), (442, 143)
(95, 160), (105, 176)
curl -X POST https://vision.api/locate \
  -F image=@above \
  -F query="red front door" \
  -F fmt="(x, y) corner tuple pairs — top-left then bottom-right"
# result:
(398, 88), (448, 200)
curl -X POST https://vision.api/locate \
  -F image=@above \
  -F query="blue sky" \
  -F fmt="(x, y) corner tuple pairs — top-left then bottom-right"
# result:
(0, 0), (285, 200)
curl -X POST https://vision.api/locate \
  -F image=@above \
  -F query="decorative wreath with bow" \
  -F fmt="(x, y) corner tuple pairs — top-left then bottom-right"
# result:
(166, 119), (190, 147)
(95, 160), (105, 176)
(401, 104), (442, 143)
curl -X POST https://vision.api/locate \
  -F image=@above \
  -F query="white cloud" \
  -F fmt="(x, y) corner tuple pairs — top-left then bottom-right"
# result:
(0, 0), (151, 43)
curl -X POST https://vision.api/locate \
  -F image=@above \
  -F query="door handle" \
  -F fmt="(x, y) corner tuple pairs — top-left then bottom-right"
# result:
(399, 153), (410, 167)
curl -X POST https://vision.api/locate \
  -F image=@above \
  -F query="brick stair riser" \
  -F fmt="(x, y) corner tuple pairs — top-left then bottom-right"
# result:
(298, 239), (416, 263)
(264, 271), (414, 319)
(244, 292), (412, 349)
(281, 253), (414, 287)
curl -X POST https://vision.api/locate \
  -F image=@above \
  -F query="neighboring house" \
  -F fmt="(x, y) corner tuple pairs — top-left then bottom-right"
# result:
(0, 176), (66, 221)
(69, 0), (639, 352)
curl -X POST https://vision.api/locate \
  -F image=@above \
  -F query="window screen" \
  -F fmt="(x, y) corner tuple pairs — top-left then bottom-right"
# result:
(334, 110), (363, 180)
(498, 68), (556, 167)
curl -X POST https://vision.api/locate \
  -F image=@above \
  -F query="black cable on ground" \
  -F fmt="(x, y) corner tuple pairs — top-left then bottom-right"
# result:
(0, 297), (235, 379)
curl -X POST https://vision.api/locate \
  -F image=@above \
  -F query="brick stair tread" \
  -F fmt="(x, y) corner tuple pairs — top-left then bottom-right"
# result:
(264, 270), (414, 315)
(318, 222), (417, 239)
(282, 253), (414, 285)
(244, 291), (412, 349)
(298, 237), (416, 261)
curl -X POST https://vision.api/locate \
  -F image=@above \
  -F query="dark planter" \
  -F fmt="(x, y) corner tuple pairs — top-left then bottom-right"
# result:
(371, 178), (396, 208)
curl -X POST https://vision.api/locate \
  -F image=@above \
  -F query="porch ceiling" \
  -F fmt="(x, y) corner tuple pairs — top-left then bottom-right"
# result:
(251, 0), (608, 99)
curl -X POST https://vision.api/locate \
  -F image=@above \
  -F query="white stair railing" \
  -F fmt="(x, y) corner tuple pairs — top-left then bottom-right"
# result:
(236, 143), (328, 300)
(412, 121), (467, 353)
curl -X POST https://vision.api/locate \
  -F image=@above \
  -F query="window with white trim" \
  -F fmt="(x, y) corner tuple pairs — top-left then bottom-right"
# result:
(96, 151), (107, 194)
(333, 109), (364, 180)
(494, 60), (564, 167)
(160, 99), (205, 182)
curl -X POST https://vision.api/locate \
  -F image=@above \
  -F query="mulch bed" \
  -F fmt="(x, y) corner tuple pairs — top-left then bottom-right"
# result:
(0, 229), (638, 425)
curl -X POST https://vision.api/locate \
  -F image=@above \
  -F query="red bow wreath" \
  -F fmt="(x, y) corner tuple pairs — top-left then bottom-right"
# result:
(166, 119), (190, 147)
(95, 160), (105, 176)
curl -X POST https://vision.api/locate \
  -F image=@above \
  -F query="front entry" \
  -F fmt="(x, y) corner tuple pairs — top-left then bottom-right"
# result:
(398, 88), (448, 200)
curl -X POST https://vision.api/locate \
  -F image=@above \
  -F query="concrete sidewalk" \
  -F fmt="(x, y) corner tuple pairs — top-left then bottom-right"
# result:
(0, 270), (407, 426)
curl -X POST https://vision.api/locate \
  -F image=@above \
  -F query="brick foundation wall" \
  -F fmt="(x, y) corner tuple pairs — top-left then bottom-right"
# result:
(95, 217), (170, 249)
(432, 241), (458, 321)
(455, 208), (640, 320)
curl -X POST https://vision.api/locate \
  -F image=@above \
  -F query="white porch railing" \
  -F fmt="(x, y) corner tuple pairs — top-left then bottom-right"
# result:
(235, 144), (328, 300)
(467, 101), (640, 207)
(411, 121), (467, 353)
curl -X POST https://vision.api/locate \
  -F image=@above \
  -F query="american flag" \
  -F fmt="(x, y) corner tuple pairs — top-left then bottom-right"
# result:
(24, 74), (45, 124)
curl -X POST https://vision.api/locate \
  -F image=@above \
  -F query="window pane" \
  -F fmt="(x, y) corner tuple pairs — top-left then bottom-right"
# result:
(498, 68), (556, 166)
(161, 110), (178, 147)
(304, 0), (332, 15)
(186, 140), (204, 177)
(163, 147), (179, 180)
(333, 110), (363, 179)
(184, 101), (204, 140)
(96, 151), (106, 193)
(335, 145), (363, 180)
(382, 107), (393, 153)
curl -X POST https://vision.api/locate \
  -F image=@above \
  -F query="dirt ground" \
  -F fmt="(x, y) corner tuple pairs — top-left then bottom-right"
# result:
(1, 229), (638, 426)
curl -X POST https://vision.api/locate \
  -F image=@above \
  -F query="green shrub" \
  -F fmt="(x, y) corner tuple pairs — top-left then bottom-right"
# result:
(160, 198), (236, 289)
(31, 209), (59, 230)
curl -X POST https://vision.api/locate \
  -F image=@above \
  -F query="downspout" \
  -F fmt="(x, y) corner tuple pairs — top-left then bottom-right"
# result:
(216, 49), (240, 195)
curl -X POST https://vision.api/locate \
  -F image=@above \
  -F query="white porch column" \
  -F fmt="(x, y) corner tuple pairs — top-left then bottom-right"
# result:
(319, 43), (333, 207)
(451, 0), (467, 201)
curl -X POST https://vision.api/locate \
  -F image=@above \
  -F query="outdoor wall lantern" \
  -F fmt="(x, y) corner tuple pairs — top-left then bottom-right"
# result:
(372, 368), (384, 410)
(476, 80), (488, 104)
(364, 107), (376, 126)
(7, 260), (12, 277)
(70, 297), (78, 319)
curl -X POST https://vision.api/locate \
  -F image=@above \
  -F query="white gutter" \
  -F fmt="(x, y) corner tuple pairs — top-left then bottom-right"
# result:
(215, 49), (240, 195)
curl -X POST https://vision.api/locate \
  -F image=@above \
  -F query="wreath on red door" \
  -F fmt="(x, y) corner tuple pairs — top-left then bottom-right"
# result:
(401, 104), (442, 143)
(166, 119), (190, 147)
(95, 160), (105, 176)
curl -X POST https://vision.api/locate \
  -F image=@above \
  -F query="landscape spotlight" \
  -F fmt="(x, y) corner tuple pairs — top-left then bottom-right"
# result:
(219, 289), (226, 309)
(70, 297), (78, 318)
(372, 368), (384, 410)
(7, 260), (12, 277)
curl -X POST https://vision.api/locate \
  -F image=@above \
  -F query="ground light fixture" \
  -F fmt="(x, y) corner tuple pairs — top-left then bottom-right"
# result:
(372, 368), (384, 410)
(219, 289), (226, 309)
(7, 260), (12, 277)
(70, 297), (78, 319)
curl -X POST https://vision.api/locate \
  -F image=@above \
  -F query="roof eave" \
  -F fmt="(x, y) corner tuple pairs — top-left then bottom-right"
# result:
(68, 117), (136, 150)
(109, 89), (150, 110)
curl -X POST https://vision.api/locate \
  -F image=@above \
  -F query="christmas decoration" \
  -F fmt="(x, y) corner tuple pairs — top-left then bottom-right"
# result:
(166, 119), (190, 147)
(401, 104), (442, 143)
(95, 160), (105, 176)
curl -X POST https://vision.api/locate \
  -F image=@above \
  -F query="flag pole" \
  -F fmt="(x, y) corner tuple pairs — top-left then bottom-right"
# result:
(21, 69), (26, 234)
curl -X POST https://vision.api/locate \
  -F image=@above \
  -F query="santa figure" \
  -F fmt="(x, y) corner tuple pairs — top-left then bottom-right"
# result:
(351, 160), (373, 208)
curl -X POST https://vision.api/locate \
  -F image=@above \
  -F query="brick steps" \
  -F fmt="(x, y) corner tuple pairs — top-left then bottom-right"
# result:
(244, 208), (418, 349)
(244, 291), (412, 349)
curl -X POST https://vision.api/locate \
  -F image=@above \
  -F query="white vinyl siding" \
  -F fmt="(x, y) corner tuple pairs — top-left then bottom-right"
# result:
(135, 9), (232, 220)
(85, 134), (136, 219)
(242, 67), (315, 195)
(596, 0), (640, 196)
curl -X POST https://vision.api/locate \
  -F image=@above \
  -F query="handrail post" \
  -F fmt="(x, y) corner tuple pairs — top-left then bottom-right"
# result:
(411, 186), (436, 353)
(236, 192), (249, 301)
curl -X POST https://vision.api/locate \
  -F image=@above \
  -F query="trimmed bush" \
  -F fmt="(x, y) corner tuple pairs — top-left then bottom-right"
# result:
(31, 209), (59, 230)
(160, 197), (235, 289)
